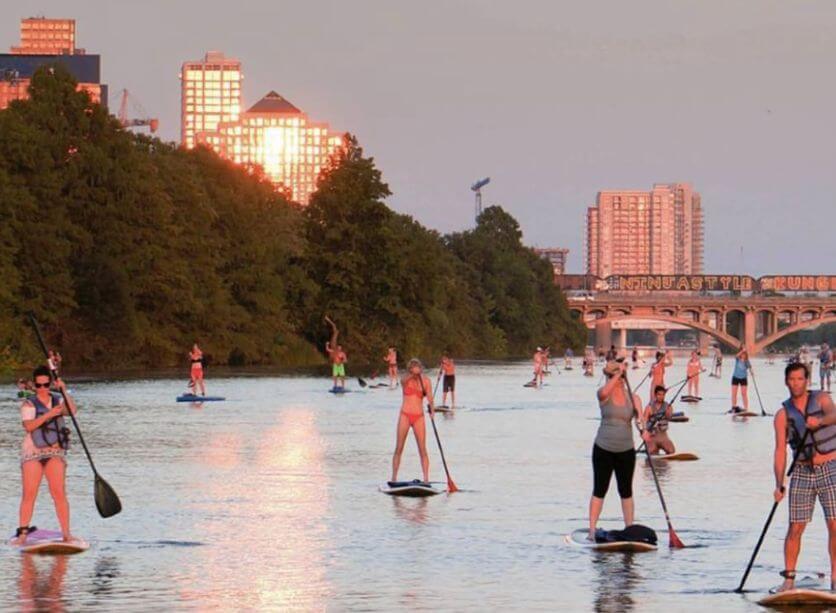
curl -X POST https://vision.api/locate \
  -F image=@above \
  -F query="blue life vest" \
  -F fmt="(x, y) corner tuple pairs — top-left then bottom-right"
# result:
(784, 391), (836, 461)
(647, 401), (670, 433)
(29, 393), (70, 449)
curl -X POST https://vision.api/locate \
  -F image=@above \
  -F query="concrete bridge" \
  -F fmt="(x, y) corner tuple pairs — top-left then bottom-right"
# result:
(568, 294), (836, 354)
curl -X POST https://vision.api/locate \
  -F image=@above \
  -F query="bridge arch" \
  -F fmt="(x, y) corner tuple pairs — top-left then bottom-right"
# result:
(586, 313), (742, 350)
(752, 314), (836, 354)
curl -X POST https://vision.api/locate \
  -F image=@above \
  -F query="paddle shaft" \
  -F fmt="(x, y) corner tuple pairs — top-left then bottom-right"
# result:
(634, 355), (664, 394)
(749, 367), (768, 416)
(29, 315), (100, 475)
(624, 372), (684, 547)
(418, 371), (458, 492)
(735, 430), (811, 593)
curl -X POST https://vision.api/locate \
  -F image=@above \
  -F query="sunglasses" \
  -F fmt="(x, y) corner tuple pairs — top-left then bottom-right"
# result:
(34, 382), (51, 388)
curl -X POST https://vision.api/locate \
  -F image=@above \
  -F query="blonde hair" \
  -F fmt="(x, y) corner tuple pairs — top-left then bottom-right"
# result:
(407, 358), (423, 370)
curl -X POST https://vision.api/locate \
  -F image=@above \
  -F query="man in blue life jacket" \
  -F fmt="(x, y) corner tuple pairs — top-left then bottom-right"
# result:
(772, 362), (836, 592)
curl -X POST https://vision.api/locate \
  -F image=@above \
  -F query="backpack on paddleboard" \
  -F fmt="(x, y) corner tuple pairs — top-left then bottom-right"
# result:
(598, 524), (657, 545)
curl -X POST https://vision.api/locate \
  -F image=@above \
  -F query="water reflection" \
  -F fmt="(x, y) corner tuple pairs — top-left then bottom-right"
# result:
(188, 407), (331, 609)
(91, 555), (121, 597)
(391, 497), (430, 525)
(17, 554), (68, 613)
(591, 552), (642, 613)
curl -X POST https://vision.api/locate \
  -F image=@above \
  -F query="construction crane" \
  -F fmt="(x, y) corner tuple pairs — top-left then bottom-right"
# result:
(117, 88), (158, 133)
(471, 177), (490, 221)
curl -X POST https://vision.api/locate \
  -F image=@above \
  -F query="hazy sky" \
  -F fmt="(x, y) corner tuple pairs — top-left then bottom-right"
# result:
(5, 1), (835, 274)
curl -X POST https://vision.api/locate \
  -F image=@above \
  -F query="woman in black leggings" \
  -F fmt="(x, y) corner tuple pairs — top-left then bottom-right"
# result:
(588, 359), (647, 541)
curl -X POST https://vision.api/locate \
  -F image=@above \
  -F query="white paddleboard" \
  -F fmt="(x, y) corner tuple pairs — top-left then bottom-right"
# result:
(9, 529), (89, 554)
(564, 529), (657, 552)
(647, 452), (699, 462)
(379, 480), (445, 497)
(759, 588), (836, 606)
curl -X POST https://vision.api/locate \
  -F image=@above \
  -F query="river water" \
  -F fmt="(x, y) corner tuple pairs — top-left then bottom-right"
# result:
(0, 359), (831, 611)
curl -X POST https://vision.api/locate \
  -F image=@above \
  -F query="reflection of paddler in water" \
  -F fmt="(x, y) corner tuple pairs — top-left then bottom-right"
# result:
(15, 365), (77, 545)
(591, 550), (641, 613)
(772, 362), (836, 593)
(324, 316), (347, 389)
(643, 386), (675, 455)
(18, 551), (68, 609)
(391, 496), (430, 525)
(391, 359), (435, 484)
(189, 342), (205, 396)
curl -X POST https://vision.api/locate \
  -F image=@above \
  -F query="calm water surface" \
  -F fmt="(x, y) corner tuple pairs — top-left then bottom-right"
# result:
(0, 360), (830, 611)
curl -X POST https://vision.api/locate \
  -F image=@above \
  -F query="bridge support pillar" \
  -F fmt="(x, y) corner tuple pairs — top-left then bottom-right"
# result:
(595, 320), (612, 353)
(655, 329), (666, 349)
(618, 328), (627, 352)
(744, 310), (757, 353)
(699, 332), (711, 354)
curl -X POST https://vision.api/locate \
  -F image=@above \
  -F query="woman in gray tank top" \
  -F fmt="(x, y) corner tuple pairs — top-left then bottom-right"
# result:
(588, 359), (647, 541)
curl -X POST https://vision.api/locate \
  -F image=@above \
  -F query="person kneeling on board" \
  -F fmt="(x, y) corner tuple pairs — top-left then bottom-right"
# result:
(588, 359), (647, 541)
(772, 362), (836, 592)
(14, 365), (77, 545)
(643, 385), (675, 455)
(391, 359), (435, 484)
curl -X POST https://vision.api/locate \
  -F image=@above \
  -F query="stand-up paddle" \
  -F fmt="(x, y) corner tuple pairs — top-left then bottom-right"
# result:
(749, 367), (769, 417)
(634, 353), (664, 394)
(624, 373), (685, 549)
(735, 430), (810, 593)
(357, 377), (368, 388)
(428, 414), (458, 493)
(421, 371), (458, 493)
(28, 314), (122, 518)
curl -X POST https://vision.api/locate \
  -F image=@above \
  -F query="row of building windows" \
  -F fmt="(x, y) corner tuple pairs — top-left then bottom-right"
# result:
(183, 70), (240, 81)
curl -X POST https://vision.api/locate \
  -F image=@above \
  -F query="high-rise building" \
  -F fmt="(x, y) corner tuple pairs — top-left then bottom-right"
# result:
(179, 51), (242, 150)
(0, 17), (106, 110)
(180, 51), (345, 204)
(213, 91), (344, 204)
(585, 183), (703, 277)
(534, 247), (569, 277)
(12, 18), (75, 55)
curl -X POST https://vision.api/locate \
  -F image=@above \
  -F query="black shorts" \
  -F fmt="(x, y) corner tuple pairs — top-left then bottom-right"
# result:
(443, 374), (455, 392)
(731, 376), (748, 386)
(592, 444), (636, 499)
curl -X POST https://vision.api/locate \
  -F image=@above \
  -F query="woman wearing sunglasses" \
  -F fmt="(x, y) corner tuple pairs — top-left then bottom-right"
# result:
(14, 365), (77, 544)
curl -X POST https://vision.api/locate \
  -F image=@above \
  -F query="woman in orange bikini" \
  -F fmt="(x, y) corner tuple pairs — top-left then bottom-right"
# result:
(391, 359), (436, 483)
(189, 343), (205, 396)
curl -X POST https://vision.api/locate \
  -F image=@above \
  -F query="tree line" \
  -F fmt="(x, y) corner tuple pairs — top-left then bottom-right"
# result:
(0, 65), (585, 373)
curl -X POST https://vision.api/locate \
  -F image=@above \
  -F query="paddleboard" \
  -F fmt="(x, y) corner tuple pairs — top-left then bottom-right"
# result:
(648, 452), (699, 461)
(176, 394), (225, 402)
(670, 412), (689, 423)
(435, 405), (454, 413)
(9, 529), (89, 555)
(759, 588), (836, 606)
(564, 529), (657, 553)
(523, 382), (538, 388)
(379, 480), (445, 497)
(328, 388), (351, 394)
(729, 407), (759, 417)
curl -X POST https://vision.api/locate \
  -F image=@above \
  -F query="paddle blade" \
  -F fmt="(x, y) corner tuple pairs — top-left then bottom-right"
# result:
(447, 479), (460, 493)
(357, 377), (367, 388)
(669, 529), (685, 549)
(95, 474), (122, 518)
